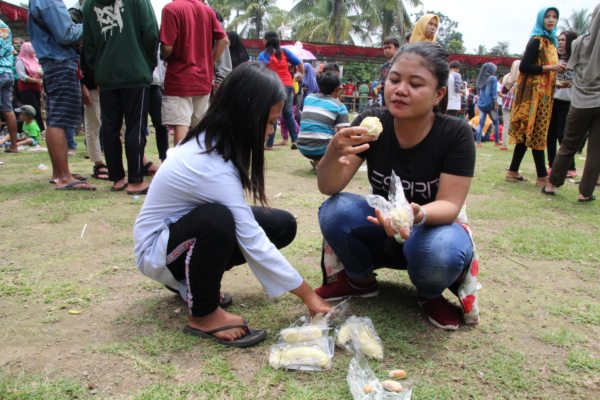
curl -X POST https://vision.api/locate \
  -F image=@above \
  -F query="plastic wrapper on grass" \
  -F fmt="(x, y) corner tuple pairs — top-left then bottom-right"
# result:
(367, 171), (413, 231)
(279, 315), (329, 343)
(269, 336), (334, 371)
(336, 316), (384, 360)
(347, 354), (413, 400)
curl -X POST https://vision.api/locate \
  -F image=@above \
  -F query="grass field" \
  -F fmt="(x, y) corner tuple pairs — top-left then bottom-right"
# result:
(0, 132), (598, 399)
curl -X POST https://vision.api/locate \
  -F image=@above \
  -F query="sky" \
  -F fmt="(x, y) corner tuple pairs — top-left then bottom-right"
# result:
(6, 0), (595, 54)
(275, 0), (597, 54)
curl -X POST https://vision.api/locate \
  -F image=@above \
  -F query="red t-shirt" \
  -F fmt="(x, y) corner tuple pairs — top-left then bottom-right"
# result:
(160, 0), (226, 97)
(344, 83), (355, 96)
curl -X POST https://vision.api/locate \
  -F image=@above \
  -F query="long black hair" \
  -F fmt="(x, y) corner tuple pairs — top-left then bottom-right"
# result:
(391, 42), (449, 91)
(181, 62), (286, 205)
(559, 30), (578, 61)
(264, 31), (282, 60)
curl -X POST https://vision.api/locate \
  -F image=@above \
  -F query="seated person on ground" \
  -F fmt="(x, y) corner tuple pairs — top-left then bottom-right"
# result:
(0, 105), (41, 147)
(133, 62), (331, 348)
(297, 71), (349, 169)
(314, 43), (478, 331)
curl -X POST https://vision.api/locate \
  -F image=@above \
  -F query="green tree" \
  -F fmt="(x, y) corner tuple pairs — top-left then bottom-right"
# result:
(363, 0), (422, 44)
(474, 44), (487, 55)
(227, 0), (282, 39)
(488, 41), (510, 57)
(290, 0), (363, 44)
(560, 8), (591, 36)
(413, 11), (465, 53)
(447, 39), (466, 54)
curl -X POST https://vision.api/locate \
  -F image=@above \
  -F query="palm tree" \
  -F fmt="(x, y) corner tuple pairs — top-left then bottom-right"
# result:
(560, 8), (591, 36)
(371, 0), (422, 44)
(290, 0), (362, 44)
(227, 0), (282, 39)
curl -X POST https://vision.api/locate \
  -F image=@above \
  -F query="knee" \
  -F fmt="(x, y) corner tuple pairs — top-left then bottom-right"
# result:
(318, 193), (364, 233)
(196, 203), (236, 245)
(270, 208), (297, 248)
(404, 225), (472, 283)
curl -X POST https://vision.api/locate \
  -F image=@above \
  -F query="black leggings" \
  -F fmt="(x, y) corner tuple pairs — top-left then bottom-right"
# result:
(166, 204), (297, 317)
(149, 85), (168, 161)
(509, 143), (547, 178)
(547, 99), (575, 170)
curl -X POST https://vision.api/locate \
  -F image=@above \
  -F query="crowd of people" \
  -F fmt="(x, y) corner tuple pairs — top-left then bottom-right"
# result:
(1, 1), (598, 346)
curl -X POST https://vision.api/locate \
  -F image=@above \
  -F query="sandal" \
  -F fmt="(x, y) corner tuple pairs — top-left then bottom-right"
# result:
(49, 174), (88, 184)
(92, 164), (109, 180)
(183, 321), (266, 347)
(111, 182), (128, 192)
(505, 174), (526, 182)
(143, 162), (157, 177)
(541, 186), (555, 196)
(578, 195), (596, 203)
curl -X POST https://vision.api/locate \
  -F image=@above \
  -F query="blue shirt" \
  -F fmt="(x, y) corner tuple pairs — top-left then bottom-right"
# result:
(28, 0), (82, 64)
(0, 18), (13, 74)
(477, 76), (498, 112)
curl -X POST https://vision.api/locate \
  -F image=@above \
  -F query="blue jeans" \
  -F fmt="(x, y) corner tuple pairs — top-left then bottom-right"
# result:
(66, 127), (77, 150)
(475, 109), (500, 144)
(319, 193), (473, 299)
(265, 86), (297, 147)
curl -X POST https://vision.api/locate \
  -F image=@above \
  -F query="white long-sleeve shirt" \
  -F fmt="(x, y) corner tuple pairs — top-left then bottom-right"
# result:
(133, 133), (303, 298)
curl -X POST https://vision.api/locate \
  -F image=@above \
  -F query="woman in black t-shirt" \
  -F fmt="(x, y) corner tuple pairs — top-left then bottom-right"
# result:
(315, 43), (477, 331)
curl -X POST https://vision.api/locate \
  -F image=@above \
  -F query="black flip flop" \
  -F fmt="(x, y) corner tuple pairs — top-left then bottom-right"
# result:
(578, 195), (596, 203)
(163, 285), (233, 308)
(49, 174), (88, 184)
(183, 322), (266, 348)
(111, 183), (128, 192)
(127, 186), (149, 195)
(541, 186), (555, 196)
(55, 180), (96, 191)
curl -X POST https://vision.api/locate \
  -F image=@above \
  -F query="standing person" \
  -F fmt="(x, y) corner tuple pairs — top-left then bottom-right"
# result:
(376, 37), (400, 107)
(0, 17), (19, 154)
(159, 0), (229, 145)
(226, 31), (249, 69)
(358, 80), (369, 112)
(474, 63), (500, 147)
(506, 7), (562, 187)
(409, 14), (440, 44)
(546, 31), (578, 176)
(15, 42), (45, 132)
(28, 0), (95, 189)
(150, 50), (168, 162)
(314, 43), (477, 331)
(500, 60), (521, 150)
(446, 61), (464, 117)
(133, 62), (331, 346)
(82, 0), (158, 195)
(260, 31), (304, 150)
(542, 4), (600, 202)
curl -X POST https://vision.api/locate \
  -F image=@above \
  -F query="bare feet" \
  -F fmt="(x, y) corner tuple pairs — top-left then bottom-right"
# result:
(111, 178), (128, 191)
(188, 307), (246, 341)
(274, 140), (288, 146)
(535, 176), (549, 187)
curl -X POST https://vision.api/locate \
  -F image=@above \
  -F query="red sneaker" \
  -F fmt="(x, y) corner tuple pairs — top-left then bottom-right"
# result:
(418, 296), (461, 330)
(315, 270), (378, 301)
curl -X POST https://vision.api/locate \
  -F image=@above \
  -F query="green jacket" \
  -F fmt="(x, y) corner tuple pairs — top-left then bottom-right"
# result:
(82, 0), (158, 90)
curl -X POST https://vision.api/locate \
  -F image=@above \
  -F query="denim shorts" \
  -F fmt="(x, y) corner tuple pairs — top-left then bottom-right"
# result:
(0, 72), (14, 112)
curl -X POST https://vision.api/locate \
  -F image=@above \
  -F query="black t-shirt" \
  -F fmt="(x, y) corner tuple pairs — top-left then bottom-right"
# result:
(354, 108), (475, 205)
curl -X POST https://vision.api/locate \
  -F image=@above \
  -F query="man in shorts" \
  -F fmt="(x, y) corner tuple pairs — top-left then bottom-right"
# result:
(28, 0), (94, 190)
(159, 0), (229, 144)
(0, 18), (19, 153)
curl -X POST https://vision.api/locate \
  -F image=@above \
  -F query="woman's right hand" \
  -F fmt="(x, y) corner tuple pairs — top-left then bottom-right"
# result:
(544, 64), (565, 73)
(331, 126), (376, 165)
(290, 281), (332, 316)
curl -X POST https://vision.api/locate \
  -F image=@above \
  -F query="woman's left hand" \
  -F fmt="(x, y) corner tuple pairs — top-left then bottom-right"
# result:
(367, 203), (421, 241)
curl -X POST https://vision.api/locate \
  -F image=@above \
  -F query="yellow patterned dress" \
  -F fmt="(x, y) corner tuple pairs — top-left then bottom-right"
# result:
(508, 36), (558, 150)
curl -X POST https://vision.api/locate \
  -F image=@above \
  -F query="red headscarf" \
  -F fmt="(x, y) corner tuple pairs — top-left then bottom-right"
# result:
(17, 42), (42, 79)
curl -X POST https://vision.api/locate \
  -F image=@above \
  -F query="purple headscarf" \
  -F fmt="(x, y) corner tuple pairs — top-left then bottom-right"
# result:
(303, 63), (319, 94)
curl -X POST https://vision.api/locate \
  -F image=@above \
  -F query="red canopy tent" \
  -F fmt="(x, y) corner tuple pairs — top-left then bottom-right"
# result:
(0, 1), (28, 23)
(242, 39), (518, 69)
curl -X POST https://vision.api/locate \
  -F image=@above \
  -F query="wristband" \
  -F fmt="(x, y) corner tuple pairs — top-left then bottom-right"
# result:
(413, 205), (427, 226)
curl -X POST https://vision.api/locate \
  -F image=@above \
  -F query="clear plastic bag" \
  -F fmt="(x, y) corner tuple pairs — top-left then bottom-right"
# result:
(279, 315), (329, 343)
(268, 336), (335, 371)
(367, 171), (413, 231)
(347, 354), (413, 400)
(336, 316), (384, 360)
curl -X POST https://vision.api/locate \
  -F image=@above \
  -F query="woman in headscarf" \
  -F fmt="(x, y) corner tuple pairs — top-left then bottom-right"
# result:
(474, 62), (500, 147)
(15, 42), (45, 131)
(506, 7), (562, 186)
(409, 14), (440, 44)
(542, 4), (600, 202)
(499, 60), (521, 150)
(546, 31), (578, 176)
(302, 63), (319, 97)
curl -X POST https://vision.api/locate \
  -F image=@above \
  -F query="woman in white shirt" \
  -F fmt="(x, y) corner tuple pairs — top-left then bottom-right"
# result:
(133, 62), (331, 347)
